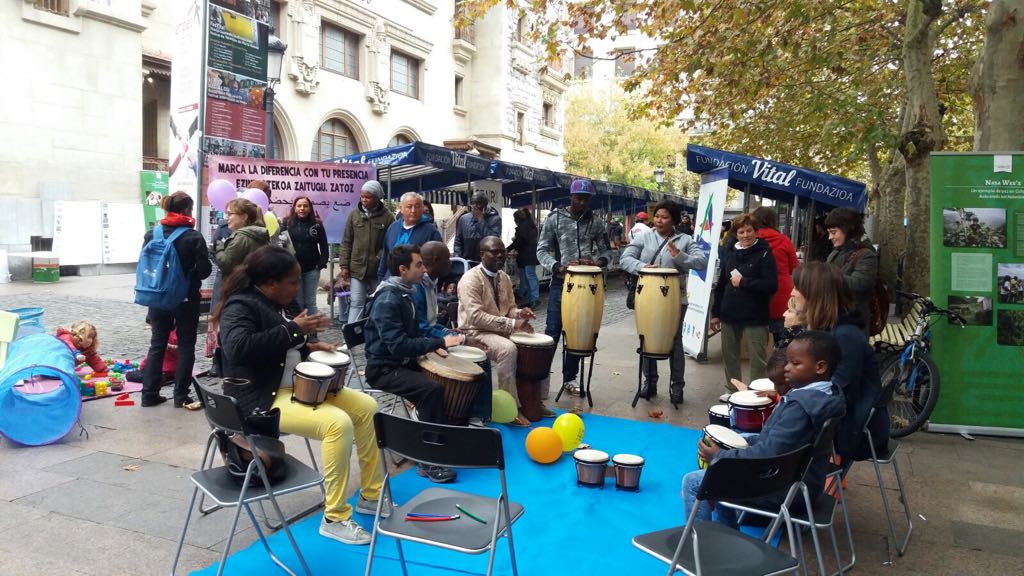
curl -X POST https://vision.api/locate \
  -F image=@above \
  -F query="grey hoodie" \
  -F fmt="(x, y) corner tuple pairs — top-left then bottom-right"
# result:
(620, 228), (708, 304)
(536, 207), (612, 276)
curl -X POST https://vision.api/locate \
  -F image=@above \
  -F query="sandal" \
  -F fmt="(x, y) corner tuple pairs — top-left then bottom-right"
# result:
(508, 414), (530, 427)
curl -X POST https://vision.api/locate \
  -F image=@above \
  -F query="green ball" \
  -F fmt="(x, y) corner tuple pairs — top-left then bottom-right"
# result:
(491, 389), (518, 423)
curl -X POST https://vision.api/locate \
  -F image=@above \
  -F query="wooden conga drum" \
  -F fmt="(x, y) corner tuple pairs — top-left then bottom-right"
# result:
(634, 267), (681, 356)
(418, 352), (483, 425)
(561, 265), (605, 354)
(510, 332), (556, 381)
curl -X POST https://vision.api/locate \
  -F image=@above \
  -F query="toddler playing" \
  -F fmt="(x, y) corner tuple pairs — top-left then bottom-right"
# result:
(56, 322), (106, 373)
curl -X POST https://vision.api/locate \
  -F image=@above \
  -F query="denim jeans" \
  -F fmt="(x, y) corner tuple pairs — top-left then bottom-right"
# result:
(348, 277), (379, 324)
(518, 265), (539, 306)
(681, 469), (739, 528)
(299, 269), (320, 315)
(142, 298), (200, 404)
(545, 276), (583, 381)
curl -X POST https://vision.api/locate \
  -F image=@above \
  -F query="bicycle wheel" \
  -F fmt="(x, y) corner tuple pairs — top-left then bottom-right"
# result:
(881, 350), (940, 437)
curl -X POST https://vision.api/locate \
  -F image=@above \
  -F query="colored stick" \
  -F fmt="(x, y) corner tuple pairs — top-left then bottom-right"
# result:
(455, 504), (487, 524)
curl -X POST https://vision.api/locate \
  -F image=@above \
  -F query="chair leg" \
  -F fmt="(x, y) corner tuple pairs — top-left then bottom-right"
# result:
(801, 488), (828, 576)
(871, 456), (901, 560)
(504, 512), (519, 576)
(215, 495), (247, 576)
(243, 503), (301, 576)
(170, 486), (200, 575)
(827, 525), (844, 576)
(263, 491), (313, 576)
(259, 438), (325, 531)
(832, 475), (856, 575)
(395, 539), (409, 576)
(890, 456), (913, 555)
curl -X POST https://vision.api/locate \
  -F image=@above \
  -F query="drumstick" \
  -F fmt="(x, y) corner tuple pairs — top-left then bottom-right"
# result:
(405, 514), (460, 522)
(455, 504), (487, 524)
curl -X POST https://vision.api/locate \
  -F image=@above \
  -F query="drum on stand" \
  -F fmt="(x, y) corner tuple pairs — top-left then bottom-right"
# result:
(561, 265), (605, 354)
(308, 350), (350, 394)
(634, 268), (681, 357)
(418, 351), (483, 425)
(699, 424), (748, 469)
(292, 361), (335, 408)
(728, 390), (775, 433)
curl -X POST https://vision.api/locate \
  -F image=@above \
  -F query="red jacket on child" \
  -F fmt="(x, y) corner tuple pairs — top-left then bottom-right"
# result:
(139, 329), (179, 375)
(56, 328), (107, 373)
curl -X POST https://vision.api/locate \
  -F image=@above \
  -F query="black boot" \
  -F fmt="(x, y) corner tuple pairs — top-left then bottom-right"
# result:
(669, 382), (684, 408)
(640, 380), (657, 400)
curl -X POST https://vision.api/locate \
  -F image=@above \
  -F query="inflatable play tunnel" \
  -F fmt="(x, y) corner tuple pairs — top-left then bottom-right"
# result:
(0, 334), (81, 446)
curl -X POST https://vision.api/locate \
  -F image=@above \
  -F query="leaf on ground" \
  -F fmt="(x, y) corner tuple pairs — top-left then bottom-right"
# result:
(122, 464), (140, 472)
(648, 409), (663, 419)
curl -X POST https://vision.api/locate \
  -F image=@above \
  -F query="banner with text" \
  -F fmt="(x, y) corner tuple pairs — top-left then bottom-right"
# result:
(168, 0), (206, 208)
(207, 156), (375, 244)
(683, 169), (729, 357)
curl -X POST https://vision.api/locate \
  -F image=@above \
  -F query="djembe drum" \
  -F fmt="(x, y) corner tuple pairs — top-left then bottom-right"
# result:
(511, 332), (556, 421)
(418, 351), (483, 425)
(634, 267), (681, 357)
(561, 265), (605, 354)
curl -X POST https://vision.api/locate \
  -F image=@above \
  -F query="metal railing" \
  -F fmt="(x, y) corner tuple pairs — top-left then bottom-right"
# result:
(34, 0), (69, 16)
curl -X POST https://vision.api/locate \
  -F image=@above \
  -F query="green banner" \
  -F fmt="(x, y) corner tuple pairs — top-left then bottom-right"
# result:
(930, 152), (1024, 433)
(140, 170), (169, 230)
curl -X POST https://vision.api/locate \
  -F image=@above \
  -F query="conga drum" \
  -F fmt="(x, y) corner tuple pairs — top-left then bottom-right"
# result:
(728, 390), (775, 433)
(561, 265), (605, 354)
(634, 267), (681, 356)
(510, 332), (556, 381)
(291, 361), (335, 408)
(307, 350), (350, 395)
(418, 352), (483, 425)
(698, 424), (748, 469)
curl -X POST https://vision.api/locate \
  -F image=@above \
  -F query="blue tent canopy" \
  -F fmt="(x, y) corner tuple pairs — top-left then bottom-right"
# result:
(685, 144), (867, 211)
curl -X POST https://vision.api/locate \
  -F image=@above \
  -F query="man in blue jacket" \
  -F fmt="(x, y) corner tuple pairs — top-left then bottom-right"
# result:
(377, 192), (442, 281)
(365, 244), (464, 483)
(683, 331), (846, 526)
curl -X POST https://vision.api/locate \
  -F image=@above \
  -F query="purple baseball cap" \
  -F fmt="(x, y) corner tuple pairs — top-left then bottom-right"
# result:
(569, 179), (594, 195)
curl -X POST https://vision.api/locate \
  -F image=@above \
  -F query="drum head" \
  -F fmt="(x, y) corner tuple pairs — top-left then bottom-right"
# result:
(510, 332), (555, 346)
(709, 404), (730, 417)
(639, 267), (679, 276)
(566, 265), (602, 274)
(296, 361), (335, 378)
(729, 390), (773, 407)
(704, 424), (749, 449)
(419, 351), (484, 381)
(308, 350), (351, 367)
(448, 345), (487, 363)
(573, 449), (609, 463)
(612, 453), (644, 466)
(749, 378), (775, 392)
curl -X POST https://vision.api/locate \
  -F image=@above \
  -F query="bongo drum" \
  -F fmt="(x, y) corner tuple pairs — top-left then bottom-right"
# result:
(708, 404), (731, 428)
(612, 453), (645, 491)
(728, 390), (775, 433)
(573, 449), (610, 487)
(749, 378), (776, 396)
(418, 351), (483, 425)
(308, 350), (350, 394)
(561, 265), (605, 354)
(510, 332), (556, 381)
(292, 361), (335, 408)
(634, 267), (681, 356)
(698, 424), (748, 469)
(448, 345), (488, 369)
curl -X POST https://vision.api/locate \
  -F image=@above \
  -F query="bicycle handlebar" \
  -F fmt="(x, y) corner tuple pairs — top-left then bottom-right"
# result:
(895, 290), (966, 327)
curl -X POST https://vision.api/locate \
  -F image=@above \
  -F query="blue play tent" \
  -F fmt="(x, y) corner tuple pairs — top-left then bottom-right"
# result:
(0, 333), (81, 446)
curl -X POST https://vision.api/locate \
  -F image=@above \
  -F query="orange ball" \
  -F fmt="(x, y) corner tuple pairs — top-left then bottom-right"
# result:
(525, 427), (563, 464)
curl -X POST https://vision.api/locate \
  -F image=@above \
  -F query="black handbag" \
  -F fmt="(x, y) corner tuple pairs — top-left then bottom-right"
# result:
(215, 407), (289, 486)
(626, 236), (672, 310)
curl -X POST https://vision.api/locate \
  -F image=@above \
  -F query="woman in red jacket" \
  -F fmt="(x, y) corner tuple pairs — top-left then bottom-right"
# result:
(752, 207), (799, 343)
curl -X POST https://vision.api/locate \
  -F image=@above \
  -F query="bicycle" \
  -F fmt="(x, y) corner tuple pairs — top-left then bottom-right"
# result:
(876, 291), (966, 438)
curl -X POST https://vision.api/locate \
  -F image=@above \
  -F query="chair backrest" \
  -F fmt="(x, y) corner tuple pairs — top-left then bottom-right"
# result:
(342, 318), (368, 349)
(699, 444), (813, 503)
(813, 417), (841, 458)
(374, 412), (505, 469)
(196, 380), (247, 435)
(446, 301), (460, 329)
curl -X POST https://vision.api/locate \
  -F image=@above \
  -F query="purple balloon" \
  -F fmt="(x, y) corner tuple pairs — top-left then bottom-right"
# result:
(207, 179), (237, 211)
(242, 188), (270, 212)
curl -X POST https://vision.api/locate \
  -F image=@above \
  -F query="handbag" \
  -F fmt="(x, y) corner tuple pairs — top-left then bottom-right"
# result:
(626, 236), (673, 310)
(215, 407), (289, 485)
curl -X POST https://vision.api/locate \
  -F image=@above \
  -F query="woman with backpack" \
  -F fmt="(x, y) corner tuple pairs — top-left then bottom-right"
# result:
(140, 192), (212, 409)
(284, 196), (329, 317)
(824, 207), (879, 336)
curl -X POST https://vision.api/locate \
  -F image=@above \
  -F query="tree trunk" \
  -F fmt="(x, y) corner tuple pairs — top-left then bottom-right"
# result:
(898, 0), (949, 296)
(971, 0), (1024, 150)
(876, 153), (908, 297)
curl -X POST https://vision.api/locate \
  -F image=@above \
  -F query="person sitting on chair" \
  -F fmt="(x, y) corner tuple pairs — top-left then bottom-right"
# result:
(457, 236), (552, 427)
(682, 331), (846, 527)
(365, 244), (465, 483)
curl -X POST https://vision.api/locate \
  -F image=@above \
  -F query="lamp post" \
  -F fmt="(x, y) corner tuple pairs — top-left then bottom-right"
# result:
(653, 167), (665, 195)
(265, 34), (287, 159)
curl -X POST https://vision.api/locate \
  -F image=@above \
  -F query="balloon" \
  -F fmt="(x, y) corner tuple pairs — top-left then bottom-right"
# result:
(242, 188), (270, 212)
(208, 179), (237, 211)
(264, 211), (280, 236)
(491, 390), (517, 424)
(525, 427), (562, 464)
(552, 413), (585, 452)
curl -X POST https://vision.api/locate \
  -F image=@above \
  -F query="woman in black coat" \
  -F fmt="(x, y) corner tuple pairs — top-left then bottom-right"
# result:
(507, 208), (540, 308)
(284, 196), (329, 316)
(711, 213), (778, 395)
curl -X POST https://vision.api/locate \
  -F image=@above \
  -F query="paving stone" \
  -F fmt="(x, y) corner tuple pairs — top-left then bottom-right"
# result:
(42, 452), (195, 502)
(0, 466), (75, 502)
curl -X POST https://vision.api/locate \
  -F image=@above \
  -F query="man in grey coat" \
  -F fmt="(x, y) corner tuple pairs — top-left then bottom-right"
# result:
(454, 192), (502, 262)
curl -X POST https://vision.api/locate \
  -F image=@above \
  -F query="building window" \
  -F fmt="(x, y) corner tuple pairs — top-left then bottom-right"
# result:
(269, 1), (284, 36)
(388, 134), (413, 147)
(614, 50), (636, 78)
(271, 123), (283, 160)
(542, 102), (554, 128)
(312, 118), (358, 161)
(33, 0), (69, 16)
(454, 75), (464, 106)
(573, 49), (593, 80)
(516, 15), (529, 43)
(516, 111), (526, 146)
(322, 24), (359, 79)
(391, 52), (420, 99)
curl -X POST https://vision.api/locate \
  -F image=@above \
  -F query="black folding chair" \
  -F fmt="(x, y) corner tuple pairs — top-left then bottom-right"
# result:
(171, 382), (324, 576)
(364, 413), (524, 576)
(632, 445), (814, 576)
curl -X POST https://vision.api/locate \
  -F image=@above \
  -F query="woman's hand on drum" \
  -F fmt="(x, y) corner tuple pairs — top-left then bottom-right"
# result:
(697, 439), (720, 461)
(730, 378), (748, 391)
(666, 242), (680, 257)
(294, 310), (329, 334)
(710, 317), (721, 332)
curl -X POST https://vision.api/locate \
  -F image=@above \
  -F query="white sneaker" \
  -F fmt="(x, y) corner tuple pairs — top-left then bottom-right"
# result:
(562, 379), (580, 396)
(319, 517), (371, 545)
(355, 492), (394, 518)
(468, 417), (487, 428)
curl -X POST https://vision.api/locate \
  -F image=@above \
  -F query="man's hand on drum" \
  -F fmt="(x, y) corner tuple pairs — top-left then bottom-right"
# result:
(294, 310), (330, 334)
(443, 333), (465, 350)
(697, 439), (719, 461)
(514, 317), (533, 333)
(517, 308), (535, 320)
(710, 317), (721, 332)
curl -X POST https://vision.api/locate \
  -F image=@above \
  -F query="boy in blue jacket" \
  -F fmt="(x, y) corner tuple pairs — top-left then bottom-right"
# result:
(683, 331), (846, 526)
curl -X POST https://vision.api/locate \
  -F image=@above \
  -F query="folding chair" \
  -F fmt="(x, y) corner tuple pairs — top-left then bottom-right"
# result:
(719, 418), (847, 576)
(863, 407), (913, 558)
(632, 444), (814, 576)
(171, 382), (324, 576)
(447, 301), (460, 330)
(0, 310), (18, 370)
(343, 319), (412, 419)
(365, 413), (524, 576)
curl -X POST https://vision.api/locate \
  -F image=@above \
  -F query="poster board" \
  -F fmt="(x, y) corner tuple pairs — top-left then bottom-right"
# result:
(929, 152), (1024, 437)
(683, 169), (729, 357)
(140, 170), (168, 230)
(52, 201), (103, 265)
(102, 203), (145, 264)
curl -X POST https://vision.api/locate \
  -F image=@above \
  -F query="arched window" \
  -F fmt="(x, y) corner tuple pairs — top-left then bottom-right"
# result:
(311, 118), (358, 161)
(270, 122), (283, 160)
(388, 133), (413, 147)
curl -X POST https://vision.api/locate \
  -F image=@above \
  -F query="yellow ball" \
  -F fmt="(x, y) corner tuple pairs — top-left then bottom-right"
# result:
(552, 413), (585, 452)
(525, 427), (563, 464)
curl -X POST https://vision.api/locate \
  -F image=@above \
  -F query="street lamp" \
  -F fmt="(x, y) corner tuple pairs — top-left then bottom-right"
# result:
(265, 34), (288, 159)
(653, 167), (665, 194)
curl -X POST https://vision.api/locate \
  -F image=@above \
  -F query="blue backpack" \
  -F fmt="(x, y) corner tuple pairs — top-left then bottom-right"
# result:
(134, 226), (190, 310)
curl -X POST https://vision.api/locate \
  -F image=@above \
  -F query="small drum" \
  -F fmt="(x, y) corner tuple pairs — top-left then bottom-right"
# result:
(510, 332), (556, 381)
(634, 267), (682, 356)
(292, 361), (335, 408)
(308, 350), (350, 394)
(729, 390), (775, 433)
(708, 404), (731, 428)
(418, 351), (484, 425)
(573, 449), (609, 487)
(612, 453), (645, 491)
(749, 378), (776, 394)
(561, 265), (605, 354)
(699, 424), (749, 469)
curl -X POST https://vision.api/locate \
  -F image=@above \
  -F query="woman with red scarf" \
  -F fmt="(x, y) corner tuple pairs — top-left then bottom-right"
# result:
(140, 192), (212, 409)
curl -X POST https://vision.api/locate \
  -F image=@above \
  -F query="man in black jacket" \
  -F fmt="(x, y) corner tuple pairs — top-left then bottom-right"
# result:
(364, 244), (464, 483)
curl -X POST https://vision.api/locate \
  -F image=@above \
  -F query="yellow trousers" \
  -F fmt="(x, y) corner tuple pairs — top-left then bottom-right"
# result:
(272, 387), (383, 522)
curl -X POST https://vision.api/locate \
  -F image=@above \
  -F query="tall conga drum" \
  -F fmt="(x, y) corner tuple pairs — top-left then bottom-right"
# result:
(634, 267), (681, 356)
(561, 265), (605, 354)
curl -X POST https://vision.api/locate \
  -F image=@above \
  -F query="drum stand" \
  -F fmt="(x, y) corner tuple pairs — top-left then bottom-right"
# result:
(632, 335), (671, 408)
(553, 330), (597, 408)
